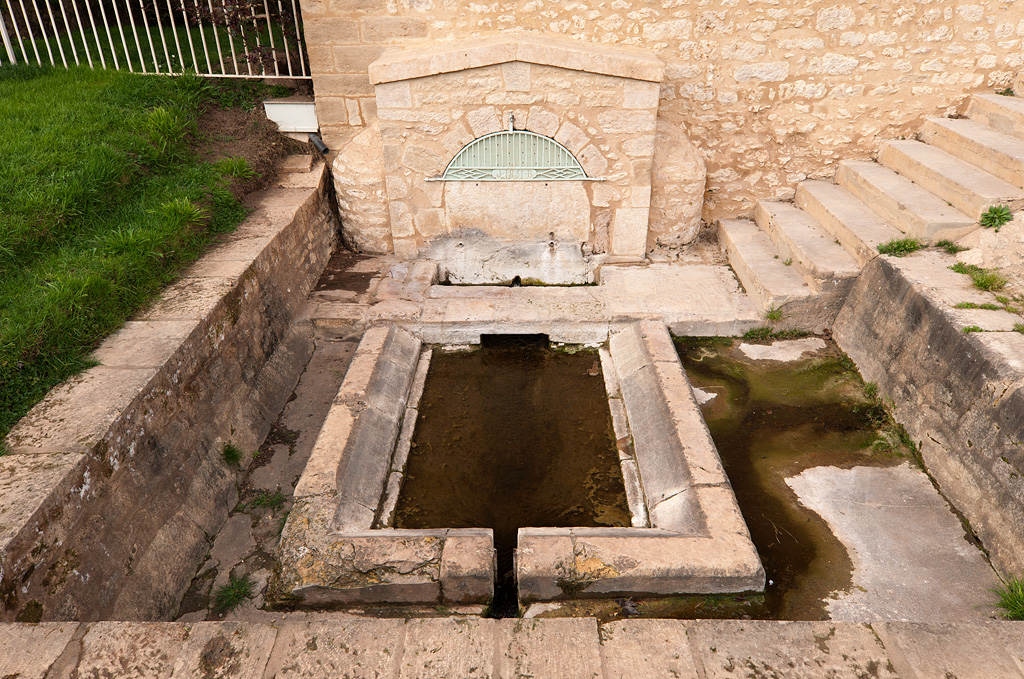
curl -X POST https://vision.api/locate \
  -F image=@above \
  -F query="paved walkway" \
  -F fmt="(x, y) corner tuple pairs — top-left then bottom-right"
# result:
(4, 618), (1023, 679)
(310, 261), (763, 340)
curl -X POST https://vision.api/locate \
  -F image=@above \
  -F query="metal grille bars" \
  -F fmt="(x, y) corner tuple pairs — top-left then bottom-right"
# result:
(0, 0), (310, 79)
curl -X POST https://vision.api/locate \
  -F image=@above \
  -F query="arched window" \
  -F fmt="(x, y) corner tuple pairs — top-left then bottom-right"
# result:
(434, 129), (597, 181)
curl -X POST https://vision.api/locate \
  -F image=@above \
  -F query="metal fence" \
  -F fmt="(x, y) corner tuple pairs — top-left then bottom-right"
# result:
(0, 0), (310, 78)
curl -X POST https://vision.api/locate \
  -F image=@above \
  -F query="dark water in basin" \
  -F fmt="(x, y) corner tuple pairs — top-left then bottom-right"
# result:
(394, 335), (630, 617)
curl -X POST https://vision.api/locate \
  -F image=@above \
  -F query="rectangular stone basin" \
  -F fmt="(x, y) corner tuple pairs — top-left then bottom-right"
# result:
(273, 321), (763, 608)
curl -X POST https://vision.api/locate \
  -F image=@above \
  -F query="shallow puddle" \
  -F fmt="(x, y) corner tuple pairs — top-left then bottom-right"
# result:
(394, 336), (630, 617)
(675, 337), (907, 620)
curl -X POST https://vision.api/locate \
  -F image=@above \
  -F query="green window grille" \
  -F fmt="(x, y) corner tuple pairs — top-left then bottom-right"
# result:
(432, 128), (599, 182)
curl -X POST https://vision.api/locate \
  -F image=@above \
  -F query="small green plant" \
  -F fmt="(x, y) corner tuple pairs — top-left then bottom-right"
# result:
(936, 239), (967, 255)
(782, 258), (792, 266)
(213, 572), (256, 613)
(245, 490), (286, 511)
(996, 87), (1015, 96)
(1014, 323), (1024, 334)
(864, 382), (879, 401)
(963, 325), (984, 333)
(743, 326), (774, 341)
(949, 262), (1008, 291)
(764, 305), (784, 322)
(954, 302), (1002, 310)
(991, 575), (1024, 620)
(215, 156), (257, 180)
(877, 238), (924, 257)
(222, 441), (242, 466)
(980, 204), (1013, 231)
(153, 197), (209, 229)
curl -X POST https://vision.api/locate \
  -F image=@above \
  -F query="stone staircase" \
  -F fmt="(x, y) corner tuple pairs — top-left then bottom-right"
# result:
(720, 92), (1024, 329)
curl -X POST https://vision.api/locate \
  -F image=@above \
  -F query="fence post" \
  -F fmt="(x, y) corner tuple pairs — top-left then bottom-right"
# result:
(0, 8), (16, 64)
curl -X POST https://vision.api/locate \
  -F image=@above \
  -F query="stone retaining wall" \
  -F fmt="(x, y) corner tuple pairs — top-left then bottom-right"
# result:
(834, 254), (1024, 576)
(0, 163), (338, 622)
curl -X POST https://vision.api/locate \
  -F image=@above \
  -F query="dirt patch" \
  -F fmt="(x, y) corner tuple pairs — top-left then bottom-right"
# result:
(314, 249), (375, 292)
(194, 100), (308, 198)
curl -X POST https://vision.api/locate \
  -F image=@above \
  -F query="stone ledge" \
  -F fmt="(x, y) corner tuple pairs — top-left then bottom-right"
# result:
(514, 321), (764, 603)
(368, 33), (665, 85)
(277, 325), (494, 605)
(3, 619), (1023, 679)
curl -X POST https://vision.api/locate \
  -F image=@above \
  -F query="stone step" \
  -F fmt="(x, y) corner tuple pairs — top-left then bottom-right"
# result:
(835, 159), (976, 239)
(878, 139), (1024, 220)
(920, 116), (1024, 188)
(795, 180), (904, 267)
(967, 93), (1024, 141)
(718, 219), (813, 314)
(754, 200), (861, 286)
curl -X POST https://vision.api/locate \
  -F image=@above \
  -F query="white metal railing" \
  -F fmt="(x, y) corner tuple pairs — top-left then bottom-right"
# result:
(0, 0), (310, 78)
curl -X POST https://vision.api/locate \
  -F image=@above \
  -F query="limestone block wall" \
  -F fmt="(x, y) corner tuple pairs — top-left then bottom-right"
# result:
(370, 52), (662, 258)
(303, 0), (1023, 220)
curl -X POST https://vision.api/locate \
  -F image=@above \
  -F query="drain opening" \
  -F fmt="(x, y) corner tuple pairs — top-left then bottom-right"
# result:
(393, 338), (629, 617)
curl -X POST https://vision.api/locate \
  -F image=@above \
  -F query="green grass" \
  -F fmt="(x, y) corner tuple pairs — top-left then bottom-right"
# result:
(980, 204), (1013, 231)
(0, 65), (261, 442)
(244, 490), (286, 511)
(1014, 323), (1024, 335)
(877, 238), (925, 257)
(764, 305), (783, 322)
(935, 239), (967, 255)
(997, 87), (1015, 96)
(213, 572), (256, 613)
(222, 442), (243, 466)
(992, 575), (1024, 620)
(963, 326), (984, 333)
(949, 262), (1008, 292)
(741, 327), (812, 341)
(954, 302), (1003, 310)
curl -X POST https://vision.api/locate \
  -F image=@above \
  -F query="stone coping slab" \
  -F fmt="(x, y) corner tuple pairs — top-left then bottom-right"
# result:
(275, 324), (496, 606)
(4, 620), (1022, 679)
(368, 33), (665, 85)
(515, 321), (764, 602)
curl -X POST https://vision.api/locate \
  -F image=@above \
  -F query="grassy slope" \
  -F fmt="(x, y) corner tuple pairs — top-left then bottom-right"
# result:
(0, 65), (258, 443)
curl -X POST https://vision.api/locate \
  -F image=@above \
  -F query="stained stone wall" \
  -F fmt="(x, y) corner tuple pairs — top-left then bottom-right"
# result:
(363, 38), (673, 259)
(304, 0), (1022, 221)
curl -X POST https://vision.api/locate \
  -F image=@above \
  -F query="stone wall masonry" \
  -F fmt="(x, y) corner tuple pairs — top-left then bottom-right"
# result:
(834, 252), (1024, 577)
(0, 162), (338, 622)
(10, 619), (1021, 678)
(303, 0), (1023, 220)
(331, 34), (710, 260)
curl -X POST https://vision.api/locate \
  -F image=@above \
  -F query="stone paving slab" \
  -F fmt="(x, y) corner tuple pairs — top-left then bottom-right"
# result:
(3, 620), (1023, 678)
(687, 620), (899, 679)
(875, 622), (1024, 679)
(787, 464), (1000, 622)
(0, 622), (78, 679)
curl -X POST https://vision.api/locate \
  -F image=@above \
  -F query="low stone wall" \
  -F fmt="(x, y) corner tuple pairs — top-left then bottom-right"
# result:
(834, 253), (1024, 576)
(516, 322), (764, 602)
(274, 324), (496, 606)
(0, 162), (338, 622)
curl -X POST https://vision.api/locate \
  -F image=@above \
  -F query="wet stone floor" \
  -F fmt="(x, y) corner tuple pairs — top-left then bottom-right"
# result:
(531, 336), (999, 623)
